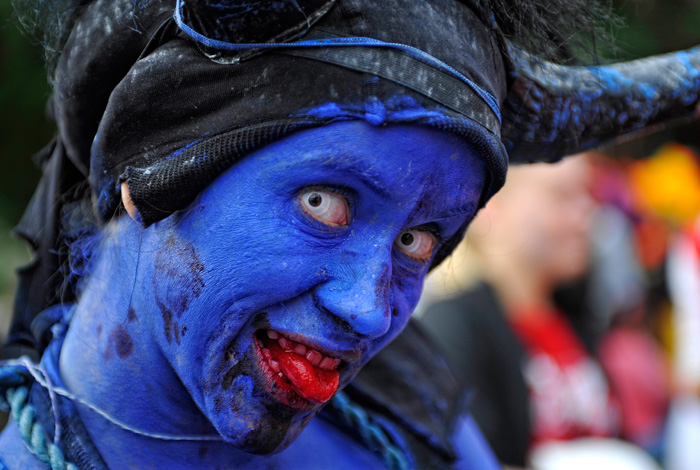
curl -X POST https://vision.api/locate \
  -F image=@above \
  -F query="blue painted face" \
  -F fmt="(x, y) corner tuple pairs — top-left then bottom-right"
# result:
(125, 121), (485, 453)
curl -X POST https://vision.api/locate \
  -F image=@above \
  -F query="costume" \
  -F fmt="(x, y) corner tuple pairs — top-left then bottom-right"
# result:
(4, 0), (700, 469)
(420, 282), (531, 466)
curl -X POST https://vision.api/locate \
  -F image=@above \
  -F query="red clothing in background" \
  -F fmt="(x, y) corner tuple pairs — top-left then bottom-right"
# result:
(510, 308), (618, 446)
(599, 327), (670, 447)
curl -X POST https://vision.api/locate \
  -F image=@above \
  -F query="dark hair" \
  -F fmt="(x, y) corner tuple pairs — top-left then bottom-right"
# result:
(59, 197), (103, 301)
(478, 0), (620, 63)
(11, 0), (87, 75)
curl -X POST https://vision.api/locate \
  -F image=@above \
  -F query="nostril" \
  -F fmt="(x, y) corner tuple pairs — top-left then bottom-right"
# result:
(320, 306), (365, 337)
(392, 307), (398, 317)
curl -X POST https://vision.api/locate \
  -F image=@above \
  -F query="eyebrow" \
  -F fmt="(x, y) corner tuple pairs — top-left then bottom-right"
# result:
(432, 201), (479, 220)
(315, 155), (391, 197)
(313, 154), (480, 222)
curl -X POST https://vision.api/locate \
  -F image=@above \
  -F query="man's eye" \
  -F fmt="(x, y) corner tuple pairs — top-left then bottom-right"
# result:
(300, 190), (350, 226)
(394, 229), (437, 261)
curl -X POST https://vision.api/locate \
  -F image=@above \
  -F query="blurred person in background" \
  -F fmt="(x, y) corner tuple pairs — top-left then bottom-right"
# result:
(666, 216), (700, 470)
(590, 204), (671, 460)
(420, 155), (662, 470)
(586, 150), (676, 462)
(625, 143), (700, 470)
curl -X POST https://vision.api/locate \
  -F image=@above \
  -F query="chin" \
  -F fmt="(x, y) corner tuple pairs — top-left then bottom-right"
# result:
(201, 325), (355, 455)
(204, 371), (312, 454)
(215, 405), (307, 455)
(553, 263), (589, 285)
(201, 345), (310, 454)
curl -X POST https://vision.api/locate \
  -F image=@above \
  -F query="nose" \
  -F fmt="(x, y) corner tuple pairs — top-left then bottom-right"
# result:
(314, 254), (392, 339)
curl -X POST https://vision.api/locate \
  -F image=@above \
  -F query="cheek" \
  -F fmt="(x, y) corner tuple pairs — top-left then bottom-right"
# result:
(185, 205), (327, 305)
(394, 274), (424, 312)
(150, 235), (207, 347)
(374, 275), (424, 350)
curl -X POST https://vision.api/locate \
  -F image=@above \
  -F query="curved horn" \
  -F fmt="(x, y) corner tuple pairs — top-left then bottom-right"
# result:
(502, 45), (700, 163)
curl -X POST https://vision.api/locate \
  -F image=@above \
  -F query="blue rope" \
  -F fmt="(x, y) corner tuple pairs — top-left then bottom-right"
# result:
(331, 391), (411, 470)
(0, 370), (78, 470)
(172, 0), (501, 122)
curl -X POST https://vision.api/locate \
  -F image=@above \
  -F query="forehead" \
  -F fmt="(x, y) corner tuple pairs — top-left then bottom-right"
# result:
(232, 121), (487, 217)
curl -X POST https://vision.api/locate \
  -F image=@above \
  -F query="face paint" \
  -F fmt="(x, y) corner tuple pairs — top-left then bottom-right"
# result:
(66, 120), (486, 456)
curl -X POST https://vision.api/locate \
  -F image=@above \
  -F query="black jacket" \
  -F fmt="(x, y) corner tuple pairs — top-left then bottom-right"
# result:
(419, 282), (531, 467)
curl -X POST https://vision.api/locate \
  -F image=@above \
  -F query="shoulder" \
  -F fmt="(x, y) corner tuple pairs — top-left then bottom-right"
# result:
(0, 421), (47, 470)
(277, 418), (390, 470)
(317, 319), (498, 469)
(421, 282), (505, 332)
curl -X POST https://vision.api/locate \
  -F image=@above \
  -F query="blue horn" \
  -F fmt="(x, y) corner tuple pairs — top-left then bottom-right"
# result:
(502, 45), (700, 163)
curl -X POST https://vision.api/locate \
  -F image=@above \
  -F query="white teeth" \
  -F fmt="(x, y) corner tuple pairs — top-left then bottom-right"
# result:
(262, 330), (341, 371)
(319, 357), (335, 370)
(306, 350), (322, 367)
(278, 337), (290, 350)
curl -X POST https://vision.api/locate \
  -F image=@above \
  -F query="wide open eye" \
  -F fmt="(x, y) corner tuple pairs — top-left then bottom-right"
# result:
(394, 229), (437, 261)
(300, 190), (350, 226)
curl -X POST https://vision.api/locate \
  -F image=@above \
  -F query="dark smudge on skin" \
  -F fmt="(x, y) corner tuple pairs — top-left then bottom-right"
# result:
(153, 235), (206, 344)
(112, 326), (134, 358)
(214, 395), (224, 413)
(222, 359), (246, 390)
(156, 298), (174, 345)
(376, 265), (391, 317)
(103, 325), (134, 360)
(173, 320), (181, 345)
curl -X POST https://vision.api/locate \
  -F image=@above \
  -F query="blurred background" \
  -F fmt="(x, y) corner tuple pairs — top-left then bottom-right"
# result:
(2, 1), (700, 469)
(0, 1), (57, 341)
(412, 3), (700, 469)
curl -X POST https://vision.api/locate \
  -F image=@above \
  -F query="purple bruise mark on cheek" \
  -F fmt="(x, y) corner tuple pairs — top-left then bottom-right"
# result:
(153, 235), (206, 344)
(103, 325), (134, 360)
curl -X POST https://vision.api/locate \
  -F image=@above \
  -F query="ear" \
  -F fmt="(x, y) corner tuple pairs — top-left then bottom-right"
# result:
(120, 182), (140, 222)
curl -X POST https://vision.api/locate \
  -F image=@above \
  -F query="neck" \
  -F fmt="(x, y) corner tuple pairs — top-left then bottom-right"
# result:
(481, 255), (555, 319)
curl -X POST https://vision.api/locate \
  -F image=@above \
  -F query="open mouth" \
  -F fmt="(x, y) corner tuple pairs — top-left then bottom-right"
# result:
(254, 329), (342, 407)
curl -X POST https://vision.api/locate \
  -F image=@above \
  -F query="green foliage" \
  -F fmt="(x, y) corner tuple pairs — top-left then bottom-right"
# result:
(612, 0), (700, 57)
(0, 1), (54, 226)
